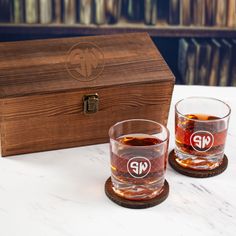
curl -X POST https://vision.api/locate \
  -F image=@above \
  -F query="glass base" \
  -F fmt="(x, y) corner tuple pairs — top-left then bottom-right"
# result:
(174, 148), (224, 170)
(111, 174), (164, 201)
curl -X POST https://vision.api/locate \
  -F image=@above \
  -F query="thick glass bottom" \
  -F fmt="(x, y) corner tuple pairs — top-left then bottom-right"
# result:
(111, 174), (164, 201)
(174, 148), (224, 170)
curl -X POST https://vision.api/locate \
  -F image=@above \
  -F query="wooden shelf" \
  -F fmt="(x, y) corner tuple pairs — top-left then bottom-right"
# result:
(1, 23), (236, 38)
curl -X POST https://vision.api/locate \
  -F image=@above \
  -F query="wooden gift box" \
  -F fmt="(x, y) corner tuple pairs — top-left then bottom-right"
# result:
(0, 33), (175, 157)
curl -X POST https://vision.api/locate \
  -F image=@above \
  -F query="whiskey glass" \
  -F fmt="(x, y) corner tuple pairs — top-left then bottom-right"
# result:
(109, 119), (169, 200)
(175, 97), (231, 170)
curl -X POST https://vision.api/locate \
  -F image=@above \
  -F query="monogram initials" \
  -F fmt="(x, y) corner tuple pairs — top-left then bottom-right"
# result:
(127, 157), (151, 179)
(190, 131), (214, 152)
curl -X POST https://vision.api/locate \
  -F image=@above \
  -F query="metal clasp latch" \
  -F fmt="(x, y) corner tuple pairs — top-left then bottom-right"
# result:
(83, 94), (99, 114)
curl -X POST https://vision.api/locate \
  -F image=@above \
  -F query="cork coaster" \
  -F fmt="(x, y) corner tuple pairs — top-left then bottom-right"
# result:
(168, 150), (228, 178)
(104, 177), (169, 209)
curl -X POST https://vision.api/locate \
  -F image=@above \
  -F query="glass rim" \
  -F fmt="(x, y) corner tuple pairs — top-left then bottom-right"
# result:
(175, 96), (231, 122)
(108, 119), (169, 148)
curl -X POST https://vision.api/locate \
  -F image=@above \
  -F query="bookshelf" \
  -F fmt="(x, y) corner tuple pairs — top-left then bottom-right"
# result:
(1, 23), (236, 38)
(1, 0), (236, 86)
(1, 22), (235, 85)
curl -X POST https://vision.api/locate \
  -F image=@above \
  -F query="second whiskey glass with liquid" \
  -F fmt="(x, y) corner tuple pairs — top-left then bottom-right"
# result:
(175, 97), (231, 170)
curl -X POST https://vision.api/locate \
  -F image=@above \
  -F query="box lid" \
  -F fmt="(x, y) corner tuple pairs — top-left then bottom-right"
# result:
(0, 33), (174, 99)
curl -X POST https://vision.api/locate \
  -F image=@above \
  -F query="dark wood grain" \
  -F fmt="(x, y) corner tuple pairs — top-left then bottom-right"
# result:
(0, 33), (173, 98)
(1, 82), (173, 156)
(0, 24), (236, 38)
(0, 33), (175, 156)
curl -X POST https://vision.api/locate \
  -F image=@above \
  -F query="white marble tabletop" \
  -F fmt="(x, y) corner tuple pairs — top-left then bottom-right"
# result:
(0, 85), (236, 236)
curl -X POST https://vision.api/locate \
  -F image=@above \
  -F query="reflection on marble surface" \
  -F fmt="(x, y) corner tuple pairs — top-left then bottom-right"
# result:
(0, 86), (236, 236)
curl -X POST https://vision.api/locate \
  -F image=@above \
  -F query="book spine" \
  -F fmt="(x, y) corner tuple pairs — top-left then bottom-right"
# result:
(53, 0), (62, 23)
(205, 0), (216, 26)
(79, 0), (93, 24)
(13, 0), (24, 23)
(180, 0), (192, 26)
(94, 0), (106, 25)
(232, 64), (236, 86)
(200, 44), (212, 85)
(227, 0), (236, 27)
(39, 0), (52, 24)
(219, 40), (232, 86)
(191, 39), (201, 85)
(157, 0), (169, 21)
(208, 40), (220, 86)
(231, 40), (236, 86)
(215, 0), (228, 27)
(186, 44), (196, 85)
(63, 0), (76, 24)
(0, 0), (13, 22)
(144, 0), (158, 25)
(105, 0), (121, 24)
(178, 38), (188, 84)
(126, 0), (143, 21)
(192, 0), (205, 26)
(218, 40), (232, 86)
(169, 0), (180, 25)
(25, 0), (39, 23)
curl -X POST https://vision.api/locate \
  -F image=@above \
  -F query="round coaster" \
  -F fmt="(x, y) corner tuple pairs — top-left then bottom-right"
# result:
(168, 149), (228, 178)
(104, 177), (169, 209)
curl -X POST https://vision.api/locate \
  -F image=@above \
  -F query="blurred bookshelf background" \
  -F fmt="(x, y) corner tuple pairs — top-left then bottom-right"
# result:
(0, 0), (236, 86)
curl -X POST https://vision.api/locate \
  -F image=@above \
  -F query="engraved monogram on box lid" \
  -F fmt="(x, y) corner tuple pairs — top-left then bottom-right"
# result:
(66, 42), (104, 82)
